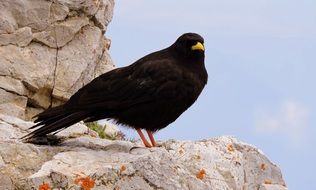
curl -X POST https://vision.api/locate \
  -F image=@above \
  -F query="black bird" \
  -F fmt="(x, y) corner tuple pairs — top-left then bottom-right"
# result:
(23, 33), (208, 147)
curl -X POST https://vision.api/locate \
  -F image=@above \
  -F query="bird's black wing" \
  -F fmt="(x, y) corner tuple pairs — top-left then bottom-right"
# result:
(65, 57), (182, 112)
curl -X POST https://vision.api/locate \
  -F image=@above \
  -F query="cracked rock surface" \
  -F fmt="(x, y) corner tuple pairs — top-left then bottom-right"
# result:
(0, 0), (115, 120)
(0, 114), (287, 190)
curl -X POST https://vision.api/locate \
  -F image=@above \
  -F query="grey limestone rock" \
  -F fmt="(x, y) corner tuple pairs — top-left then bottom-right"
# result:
(0, 0), (115, 120)
(0, 114), (287, 190)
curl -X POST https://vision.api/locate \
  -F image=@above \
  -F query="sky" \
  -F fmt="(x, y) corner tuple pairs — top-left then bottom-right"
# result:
(106, 0), (316, 189)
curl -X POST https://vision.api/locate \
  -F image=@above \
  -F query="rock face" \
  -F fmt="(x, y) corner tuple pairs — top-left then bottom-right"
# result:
(0, 114), (287, 190)
(0, 0), (115, 120)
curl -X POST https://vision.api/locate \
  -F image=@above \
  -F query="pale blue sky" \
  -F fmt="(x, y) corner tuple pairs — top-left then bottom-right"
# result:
(106, 0), (316, 189)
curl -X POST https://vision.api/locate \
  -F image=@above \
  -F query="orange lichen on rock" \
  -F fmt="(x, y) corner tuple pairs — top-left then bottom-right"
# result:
(75, 176), (95, 190)
(227, 144), (235, 152)
(264, 179), (272, 184)
(38, 183), (51, 190)
(120, 165), (126, 172)
(260, 163), (266, 171)
(196, 169), (206, 180)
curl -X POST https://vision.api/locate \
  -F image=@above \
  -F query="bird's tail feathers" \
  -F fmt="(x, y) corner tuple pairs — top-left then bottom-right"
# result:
(33, 105), (65, 123)
(22, 110), (87, 140)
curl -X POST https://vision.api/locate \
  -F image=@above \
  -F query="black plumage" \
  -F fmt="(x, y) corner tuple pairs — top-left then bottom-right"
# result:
(23, 33), (208, 147)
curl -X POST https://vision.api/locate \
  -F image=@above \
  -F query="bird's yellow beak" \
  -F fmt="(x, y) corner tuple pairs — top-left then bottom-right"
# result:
(191, 42), (205, 51)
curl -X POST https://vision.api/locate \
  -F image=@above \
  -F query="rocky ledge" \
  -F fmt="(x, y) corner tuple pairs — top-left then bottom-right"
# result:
(0, 114), (287, 190)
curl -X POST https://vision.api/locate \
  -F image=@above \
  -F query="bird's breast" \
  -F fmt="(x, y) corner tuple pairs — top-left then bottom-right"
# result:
(158, 70), (205, 106)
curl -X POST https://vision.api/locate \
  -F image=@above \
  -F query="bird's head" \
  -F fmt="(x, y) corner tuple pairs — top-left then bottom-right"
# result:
(171, 33), (205, 60)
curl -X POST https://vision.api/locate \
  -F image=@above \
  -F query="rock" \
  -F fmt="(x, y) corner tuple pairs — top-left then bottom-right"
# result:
(0, 89), (27, 119)
(55, 0), (105, 16)
(49, 2), (69, 22)
(33, 17), (89, 48)
(0, 0), (114, 120)
(0, 75), (28, 96)
(0, 0), (52, 33)
(0, 10), (17, 34)
(0, 42), (57, 112)
(0, 27), (33, 47)
(57, 121), (98, 138)
(94, 0), (115, 31)
(259, 184), (288, 190)
(0, 114), (287, 190)
(52, 25), (114, 100)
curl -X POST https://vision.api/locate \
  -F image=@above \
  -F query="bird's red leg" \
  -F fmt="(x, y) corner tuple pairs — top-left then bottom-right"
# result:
(136, 129), (152, 147)
(146, 130), (157, 147)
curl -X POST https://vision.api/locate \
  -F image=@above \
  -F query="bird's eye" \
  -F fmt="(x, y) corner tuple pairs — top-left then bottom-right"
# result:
(188, 41), (196, 47)
(181, 40), (192, 48)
